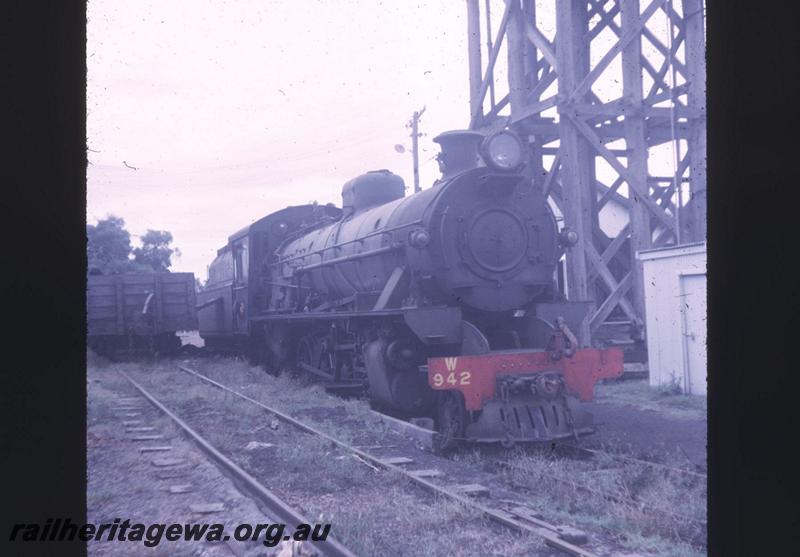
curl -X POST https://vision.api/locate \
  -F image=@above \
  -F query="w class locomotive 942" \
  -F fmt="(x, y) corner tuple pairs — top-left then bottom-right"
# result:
(197, 129), (622, 450)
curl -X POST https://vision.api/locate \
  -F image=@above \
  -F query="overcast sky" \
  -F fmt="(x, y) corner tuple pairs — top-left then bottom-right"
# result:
(87, 0), (687, 279)
(87, 0), (481, 278)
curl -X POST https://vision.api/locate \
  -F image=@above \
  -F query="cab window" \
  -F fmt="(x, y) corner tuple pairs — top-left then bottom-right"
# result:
(233, 238), (249, 285)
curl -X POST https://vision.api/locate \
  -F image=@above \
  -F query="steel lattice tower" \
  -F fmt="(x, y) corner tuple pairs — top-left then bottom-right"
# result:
(465, 0), (706, 346)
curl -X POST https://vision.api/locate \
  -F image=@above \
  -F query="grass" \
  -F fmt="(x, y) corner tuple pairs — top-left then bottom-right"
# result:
(87, 356), (138, 426)
(275, 435), (375, 493)
(199, 360), (706, 555)
(595, 378), (707, 420)
(114, 356), (542, 556)
(94, 354), (707, 556)
(495, 446), (707, 556)
(313, 484), (540, 557)
(183, 358), (391, 445)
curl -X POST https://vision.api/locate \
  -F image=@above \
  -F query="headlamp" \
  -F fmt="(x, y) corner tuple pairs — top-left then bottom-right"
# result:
(480, 130), (524, 171)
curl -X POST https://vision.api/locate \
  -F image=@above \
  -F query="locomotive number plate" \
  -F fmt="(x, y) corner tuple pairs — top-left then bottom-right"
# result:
(427, 355), (495, 410)
(429, 357), (471, 389)
(431, 371), (472, 388)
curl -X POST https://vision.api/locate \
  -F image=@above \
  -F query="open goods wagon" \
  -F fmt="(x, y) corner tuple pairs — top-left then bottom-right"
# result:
(87, 273), (197, 357)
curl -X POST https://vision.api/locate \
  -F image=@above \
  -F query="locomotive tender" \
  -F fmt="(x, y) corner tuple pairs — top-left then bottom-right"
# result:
(198, 129), (622, 449)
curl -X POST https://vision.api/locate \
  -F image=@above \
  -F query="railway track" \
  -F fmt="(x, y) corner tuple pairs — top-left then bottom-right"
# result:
(171, 363), (610, 557)
(119, 371), (356, 557)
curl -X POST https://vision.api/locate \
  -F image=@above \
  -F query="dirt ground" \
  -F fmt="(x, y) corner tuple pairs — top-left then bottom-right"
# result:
(89, 356), (555, 557)
(88, 353), (706, 556)
(589, 379), (707, 471)
(87, 361), (307, 557)
(585, 402), (707, 471)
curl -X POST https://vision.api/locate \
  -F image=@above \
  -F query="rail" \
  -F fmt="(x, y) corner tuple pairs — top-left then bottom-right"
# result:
(119, 371), (356, 557)
(175, 364), (600, 557)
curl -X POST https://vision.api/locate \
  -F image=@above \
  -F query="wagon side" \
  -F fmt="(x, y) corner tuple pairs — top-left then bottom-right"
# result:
(87, 272), (197, 356)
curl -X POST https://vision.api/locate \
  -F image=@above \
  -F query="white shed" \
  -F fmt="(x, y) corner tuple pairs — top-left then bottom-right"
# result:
(638, 242), (707, 395)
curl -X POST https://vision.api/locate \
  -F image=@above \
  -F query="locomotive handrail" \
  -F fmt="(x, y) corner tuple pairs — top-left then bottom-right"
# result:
(260, 280), (300, 289)
(269, 214), (341, 266)
(291, 244), (403, 275)
(274, 219), (423, 267)
(251, 308), (409, 321)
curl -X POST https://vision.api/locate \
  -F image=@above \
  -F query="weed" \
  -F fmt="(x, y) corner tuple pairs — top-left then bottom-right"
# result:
(499, 447), (706, 555)
(321, 484), (537, 557)
(656, 374), (685, 397)
(102, 356), (706, 556)
(596, 378), (706, 419)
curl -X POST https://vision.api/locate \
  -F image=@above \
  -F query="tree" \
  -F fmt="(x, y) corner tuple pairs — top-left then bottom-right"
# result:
(87, 216), (143, 275)
(86, 216), (179, 275)
(132, 230), (180, 272)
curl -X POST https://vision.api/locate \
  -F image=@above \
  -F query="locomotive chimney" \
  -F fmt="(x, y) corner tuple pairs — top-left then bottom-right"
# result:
(432, 130), (485, 181)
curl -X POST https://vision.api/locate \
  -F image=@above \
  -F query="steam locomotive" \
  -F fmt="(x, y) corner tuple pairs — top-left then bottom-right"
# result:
(197, 129), (622, 450)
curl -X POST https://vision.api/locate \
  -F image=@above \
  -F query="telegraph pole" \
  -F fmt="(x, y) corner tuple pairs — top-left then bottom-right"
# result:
(408, 106), (426, 193)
